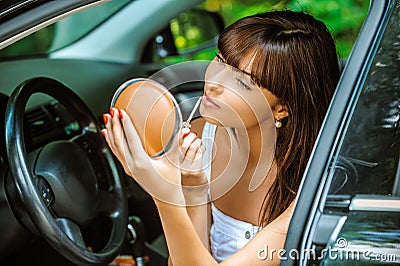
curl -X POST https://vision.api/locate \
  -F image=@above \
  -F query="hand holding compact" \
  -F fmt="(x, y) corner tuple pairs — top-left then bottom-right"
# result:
(103, 78), (209, 205)
(102, 108), (185, 205)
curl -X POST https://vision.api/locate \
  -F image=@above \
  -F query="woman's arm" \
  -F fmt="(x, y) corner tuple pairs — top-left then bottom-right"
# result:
(167, 195), (211, 265)
(156, 200), (217, 265)
(179, 118), (211, 250)
(185, 199), (211, 250)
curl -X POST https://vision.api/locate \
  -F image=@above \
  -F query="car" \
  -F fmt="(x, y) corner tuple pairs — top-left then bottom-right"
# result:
(0, 0), (398, 265)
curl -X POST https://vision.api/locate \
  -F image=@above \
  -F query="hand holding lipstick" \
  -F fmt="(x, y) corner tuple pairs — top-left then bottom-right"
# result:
(179, 126), (208, 205)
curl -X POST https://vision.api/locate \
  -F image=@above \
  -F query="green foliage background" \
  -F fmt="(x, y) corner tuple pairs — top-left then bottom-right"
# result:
(179, 0), (368, 62)
(202, 0), (368, 57)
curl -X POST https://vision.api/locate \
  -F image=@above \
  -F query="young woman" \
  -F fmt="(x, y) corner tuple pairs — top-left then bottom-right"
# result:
(102, 10), (340, 265)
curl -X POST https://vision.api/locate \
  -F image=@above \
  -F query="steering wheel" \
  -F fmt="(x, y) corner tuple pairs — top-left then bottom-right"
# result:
(5, 77), (128, 265)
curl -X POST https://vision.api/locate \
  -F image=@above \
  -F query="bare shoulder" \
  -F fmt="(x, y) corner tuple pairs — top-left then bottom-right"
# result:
(189, 117), (206, 138)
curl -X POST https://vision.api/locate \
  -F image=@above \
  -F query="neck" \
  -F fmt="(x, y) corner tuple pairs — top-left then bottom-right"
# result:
(229, 120), (276, 191)
(233, 120), (275, 158)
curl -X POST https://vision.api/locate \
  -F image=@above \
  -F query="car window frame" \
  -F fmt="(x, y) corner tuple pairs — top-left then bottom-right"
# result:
(282, 0), (397, 265)
(0, 0), (101, 50)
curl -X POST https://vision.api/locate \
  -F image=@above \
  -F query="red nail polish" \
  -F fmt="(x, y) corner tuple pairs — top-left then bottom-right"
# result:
(101, 130), (106, 137)
(118, 109), (123, 119)
(109, 108), (114, 118)
(182, 132), (190, 139)
(103, 114), (108, 124)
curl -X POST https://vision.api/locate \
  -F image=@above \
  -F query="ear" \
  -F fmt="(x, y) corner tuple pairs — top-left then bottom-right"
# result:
(272, 104), (289, 121)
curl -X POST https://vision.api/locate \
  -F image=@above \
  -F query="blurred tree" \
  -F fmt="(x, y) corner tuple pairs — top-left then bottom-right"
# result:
(199, 0), (369, 58)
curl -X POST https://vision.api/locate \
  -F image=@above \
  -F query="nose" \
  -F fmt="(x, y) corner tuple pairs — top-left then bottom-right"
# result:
(204, 60), (229, 96)
(204, 80), (224, 96)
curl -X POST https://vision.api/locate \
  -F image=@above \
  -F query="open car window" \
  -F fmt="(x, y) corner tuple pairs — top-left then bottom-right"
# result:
(321, 3), (399, 263)
(327, 1), (399, 198)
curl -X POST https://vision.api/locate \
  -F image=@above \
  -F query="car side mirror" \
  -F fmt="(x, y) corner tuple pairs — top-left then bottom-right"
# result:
(153, 9), (224, 59)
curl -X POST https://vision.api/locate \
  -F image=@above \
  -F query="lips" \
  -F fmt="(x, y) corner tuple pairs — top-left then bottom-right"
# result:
(202, 95), (220, 108)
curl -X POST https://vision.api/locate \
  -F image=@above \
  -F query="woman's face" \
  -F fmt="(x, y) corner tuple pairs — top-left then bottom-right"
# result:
(200, 55), (277, 129)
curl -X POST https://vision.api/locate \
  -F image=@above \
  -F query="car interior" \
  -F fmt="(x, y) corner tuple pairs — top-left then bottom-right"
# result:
(0, 1), (215, 265)
(1, 0), (398, 265)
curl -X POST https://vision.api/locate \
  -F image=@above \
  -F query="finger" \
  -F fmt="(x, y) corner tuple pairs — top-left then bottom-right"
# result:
(101, 128), (116, 157)
(180, 132), (198, 154)
(194, 144), (206, 161)
(180, 144), (204, 174)
(103, 113), (117, 152)
(103, 109), (132, 170)
(120, 109), (148, 159)
(101, 128), (111, 146)
(112, 109), (135, 174)
(102, 127), (130, 172)
(107, 108), (125, 157)
(120, 132), (135, 176)
(180, 127), (191, 142)
(184, 138), (203, 161)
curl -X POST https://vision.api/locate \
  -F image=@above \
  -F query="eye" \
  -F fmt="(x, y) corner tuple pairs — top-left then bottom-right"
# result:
(215, 52), (225, 63)
(235, 78), (251, 90)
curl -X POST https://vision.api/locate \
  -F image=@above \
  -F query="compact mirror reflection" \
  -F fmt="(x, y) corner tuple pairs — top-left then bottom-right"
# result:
(111, 78), (182, 157)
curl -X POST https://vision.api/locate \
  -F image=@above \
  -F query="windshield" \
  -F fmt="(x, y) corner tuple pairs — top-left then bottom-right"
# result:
(0, 0), (132, 60)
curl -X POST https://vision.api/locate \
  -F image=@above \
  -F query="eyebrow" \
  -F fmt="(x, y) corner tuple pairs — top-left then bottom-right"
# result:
(215, 53), (253, 77)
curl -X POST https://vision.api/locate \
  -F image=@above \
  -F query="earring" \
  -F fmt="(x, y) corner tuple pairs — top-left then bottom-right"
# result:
(275, 119), (282, 128)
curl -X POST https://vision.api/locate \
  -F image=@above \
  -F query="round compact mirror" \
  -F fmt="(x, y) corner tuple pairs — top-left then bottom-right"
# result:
(110, 78), (182, 157)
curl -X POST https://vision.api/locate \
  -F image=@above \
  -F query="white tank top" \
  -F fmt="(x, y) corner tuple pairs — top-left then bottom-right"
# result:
(201, 122), (261, 262)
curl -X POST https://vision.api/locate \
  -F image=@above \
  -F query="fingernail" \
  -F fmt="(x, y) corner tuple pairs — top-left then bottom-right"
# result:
(193, 131), (198, 136)
(109, 108), (114, 118)
(101, 129), (106, 137)
(181, 127), (190, 138)
(118, 109), (123, 120)
(103, 114), (108, 124)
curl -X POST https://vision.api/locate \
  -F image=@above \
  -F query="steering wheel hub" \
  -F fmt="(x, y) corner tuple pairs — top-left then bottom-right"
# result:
(35, 141), (99, 224)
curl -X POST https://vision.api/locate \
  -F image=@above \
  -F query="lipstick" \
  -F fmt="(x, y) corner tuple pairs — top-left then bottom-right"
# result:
(182, 97), (202, 128)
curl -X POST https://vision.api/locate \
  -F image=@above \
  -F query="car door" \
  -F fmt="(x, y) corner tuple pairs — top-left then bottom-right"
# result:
(283, 0), (400, 265)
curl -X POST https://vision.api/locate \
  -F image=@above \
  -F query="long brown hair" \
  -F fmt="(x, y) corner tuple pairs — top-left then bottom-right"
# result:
(218, 10), (340, 226)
